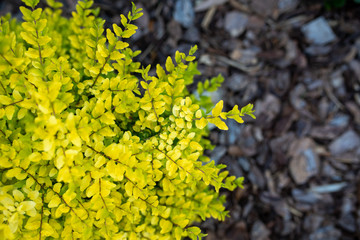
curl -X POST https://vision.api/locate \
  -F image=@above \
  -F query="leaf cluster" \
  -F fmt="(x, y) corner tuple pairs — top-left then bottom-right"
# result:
(0, 0), (254, 239)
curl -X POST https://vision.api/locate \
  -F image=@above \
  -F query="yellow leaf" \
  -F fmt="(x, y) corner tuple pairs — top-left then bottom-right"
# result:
(212, 100), (223, 117)
(159, 219), (173, 234)
(0, 95), (12, 105)
(53, 183), (62, 193)
(167, 161), (178, 177)
(165, 56), (174, 72)
(115, 41), (129, 50)
(208, 117), (228, 130)
(17, 108), (27, 119)
(5, 105), (15, 120)
(48, 196), (61, 208)
(106, 29), (116, 45)
(86, 182), (99, 198)
(113, 24), (123, 36)
(80, 175), (91, 191)
(42, 223), (55, 237)
(100, 180), (116, 197)
(68, 131), (82, 147)
(94, 155), (106, 168)
(190, 141), (203, 151)
(28, 152), (42, 162)
(125, 181), (133, 197)
(100, 111), (115, 125)
(54, 204), (69, 218)
(37, 19), (47, 31)
(110, 51), (125, 60)
(13, 190), (24, 202)
(25, 48), (39, 58)
(231, 114), (244, 123)
(19, 201), (36, 215)
(175, 227), (183, 240)
(31, 8), (42, 20)
(63, 190), (76, 203)
(20, 31), (37, 45)
(220, 112), (227, 119)
(9, 212), (19, 233)
(175, 118), (185, 128)
(55, 155), (64, 169)
(195, 109), (202, 118)
(42, 47), (55, 58)
(122, 29), (136, 38)
(195, 117), (207, 129)
(24, 217), (40, 230)
(57, 166), (71, 183)
(92, 100), (105, 118)
(170, 150), (181, 160)
(38, 36), (51, 46)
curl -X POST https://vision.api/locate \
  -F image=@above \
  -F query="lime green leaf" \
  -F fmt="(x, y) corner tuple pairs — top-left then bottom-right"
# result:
(189, 45), (198, 55)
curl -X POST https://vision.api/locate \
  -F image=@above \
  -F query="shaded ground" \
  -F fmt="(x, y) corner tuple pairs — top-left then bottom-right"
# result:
(2, 0), (360, 239)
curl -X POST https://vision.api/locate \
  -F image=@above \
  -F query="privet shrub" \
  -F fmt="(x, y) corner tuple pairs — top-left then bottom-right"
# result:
(0, 0), (255, 239)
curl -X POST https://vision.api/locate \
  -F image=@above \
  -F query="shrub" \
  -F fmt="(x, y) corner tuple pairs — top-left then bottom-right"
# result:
(0, 0), (255, 239)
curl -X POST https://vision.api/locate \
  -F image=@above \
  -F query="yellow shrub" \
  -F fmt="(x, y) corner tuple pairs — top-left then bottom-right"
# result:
(0, 0), (255, 239)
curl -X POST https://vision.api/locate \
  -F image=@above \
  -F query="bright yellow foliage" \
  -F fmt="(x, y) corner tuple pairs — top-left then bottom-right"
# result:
(0, 1), (255, 240)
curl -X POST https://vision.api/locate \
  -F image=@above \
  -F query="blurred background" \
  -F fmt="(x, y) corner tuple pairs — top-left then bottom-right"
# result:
(1, 0), (360, 239)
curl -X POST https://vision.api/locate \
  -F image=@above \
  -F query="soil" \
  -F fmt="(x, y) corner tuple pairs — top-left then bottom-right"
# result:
(1, 0), (360, 239)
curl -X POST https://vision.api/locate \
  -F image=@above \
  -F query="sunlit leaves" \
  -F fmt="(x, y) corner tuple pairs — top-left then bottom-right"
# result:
(48, 196), (61, 208)
(195, 117), (207, 129)
(21, 0), (40, 10)
(0, 1), (255, 239)
(212, 100), (223, 117)
(160, 219), (173, 234)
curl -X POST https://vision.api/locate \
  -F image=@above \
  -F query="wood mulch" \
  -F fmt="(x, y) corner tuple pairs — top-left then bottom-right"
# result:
(2, 0), (360, 239)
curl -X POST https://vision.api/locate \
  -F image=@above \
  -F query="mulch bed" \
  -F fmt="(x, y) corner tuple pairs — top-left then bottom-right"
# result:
(2, 0), (360, 239)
